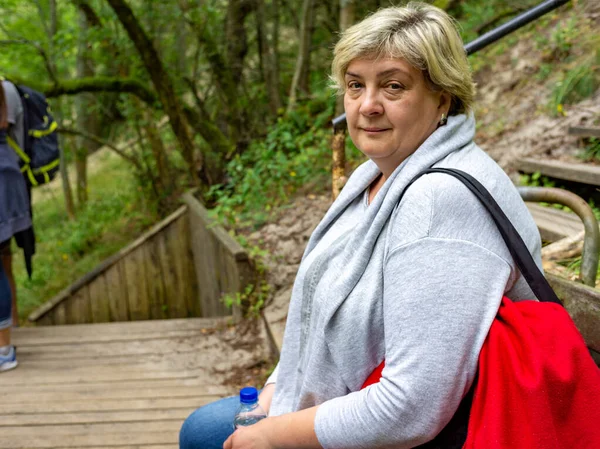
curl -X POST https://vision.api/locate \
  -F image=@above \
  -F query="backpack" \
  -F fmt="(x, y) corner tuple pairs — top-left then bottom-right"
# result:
(6, 84), (60, 186)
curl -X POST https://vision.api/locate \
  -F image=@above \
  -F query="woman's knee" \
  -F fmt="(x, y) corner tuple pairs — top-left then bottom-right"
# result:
(179, 396), (237, 449)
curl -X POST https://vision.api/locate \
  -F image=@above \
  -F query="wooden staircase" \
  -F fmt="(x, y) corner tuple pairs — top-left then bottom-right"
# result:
(1, 317), (271, 449)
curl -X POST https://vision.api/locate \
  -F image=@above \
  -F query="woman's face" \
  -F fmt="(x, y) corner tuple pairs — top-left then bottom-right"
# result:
(344, 58), (450, 176)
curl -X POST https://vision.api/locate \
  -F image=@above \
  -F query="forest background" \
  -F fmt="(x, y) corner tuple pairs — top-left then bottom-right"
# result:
(0, 0), (598, 323)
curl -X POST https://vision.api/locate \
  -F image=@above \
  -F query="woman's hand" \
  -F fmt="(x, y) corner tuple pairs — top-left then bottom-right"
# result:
(223, 406), (322, 449)
(223, 419), (275, 449)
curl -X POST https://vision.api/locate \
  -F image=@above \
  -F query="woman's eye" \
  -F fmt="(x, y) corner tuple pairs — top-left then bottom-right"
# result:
(348, 81), (362, 90)
(386, 82), (404, 90)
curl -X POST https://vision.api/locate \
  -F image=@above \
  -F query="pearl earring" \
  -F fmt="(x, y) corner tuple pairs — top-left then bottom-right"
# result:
(439, 113), (448, 126)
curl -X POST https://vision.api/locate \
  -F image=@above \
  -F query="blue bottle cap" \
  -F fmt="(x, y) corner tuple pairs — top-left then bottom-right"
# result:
(239, 386), (258, 403)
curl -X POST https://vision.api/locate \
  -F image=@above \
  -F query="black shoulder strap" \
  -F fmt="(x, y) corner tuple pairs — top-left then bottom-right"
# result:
(406, 167), (562, 305)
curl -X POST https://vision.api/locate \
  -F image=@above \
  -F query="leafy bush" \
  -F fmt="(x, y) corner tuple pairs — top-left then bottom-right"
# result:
(206, 92), (336, 229)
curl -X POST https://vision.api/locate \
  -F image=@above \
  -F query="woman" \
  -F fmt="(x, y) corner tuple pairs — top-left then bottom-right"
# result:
(0, 80), (32, 371)
(180, 3), (541, 448)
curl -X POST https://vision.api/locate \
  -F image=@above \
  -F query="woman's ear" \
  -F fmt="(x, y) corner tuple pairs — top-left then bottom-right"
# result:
(438, 91), (452, 115)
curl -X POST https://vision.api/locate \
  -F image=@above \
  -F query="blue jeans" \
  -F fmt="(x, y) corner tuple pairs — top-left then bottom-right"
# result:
(0, 262), (11, 330)
(180, 395), (238, 449)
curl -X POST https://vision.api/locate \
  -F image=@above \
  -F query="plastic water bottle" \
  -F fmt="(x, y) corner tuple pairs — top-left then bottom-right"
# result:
(233, 386), (267, 429)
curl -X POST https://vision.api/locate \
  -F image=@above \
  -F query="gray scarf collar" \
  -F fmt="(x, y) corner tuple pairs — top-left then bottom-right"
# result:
(302, 113), (476, 389)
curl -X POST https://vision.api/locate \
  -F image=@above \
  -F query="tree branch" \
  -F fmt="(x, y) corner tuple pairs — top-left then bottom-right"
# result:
(1, 74), (158, 105)
(57, 126), (142, 170)
(71, 0), (103, 27)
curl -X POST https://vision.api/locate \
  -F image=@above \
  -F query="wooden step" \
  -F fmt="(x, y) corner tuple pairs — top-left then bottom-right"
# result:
(526, 203), (584, 242)
(568, 126), (600, 138)
(517, 157), (600, 187)
(3, 317), (272, 449)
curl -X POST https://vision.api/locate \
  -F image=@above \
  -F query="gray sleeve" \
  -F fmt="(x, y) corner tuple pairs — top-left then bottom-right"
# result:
(314, 238), (510, 449)
(2, 81), (25, 151)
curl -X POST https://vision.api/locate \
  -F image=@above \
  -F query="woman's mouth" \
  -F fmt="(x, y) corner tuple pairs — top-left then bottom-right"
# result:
(362, 127), (389, 133)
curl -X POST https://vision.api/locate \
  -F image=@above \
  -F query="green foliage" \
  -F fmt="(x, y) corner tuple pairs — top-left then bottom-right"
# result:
(519, 171), (556, 188)
(548, 61), (598, 117)
(222, 280), (271, 318)
(221, 236), (271, 317)
(206, 92), (336, 229)
(577, 137), (600, 163)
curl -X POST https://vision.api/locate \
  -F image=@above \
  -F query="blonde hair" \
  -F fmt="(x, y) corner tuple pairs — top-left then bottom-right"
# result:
(331, 2), (475, 115)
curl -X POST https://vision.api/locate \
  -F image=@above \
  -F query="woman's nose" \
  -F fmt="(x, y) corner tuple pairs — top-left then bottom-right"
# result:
(359, 89), (383, 116)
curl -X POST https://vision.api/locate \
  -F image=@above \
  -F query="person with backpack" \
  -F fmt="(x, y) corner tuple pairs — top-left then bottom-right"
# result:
(0, 80), (33, 370)
(0, 79), (27, 327)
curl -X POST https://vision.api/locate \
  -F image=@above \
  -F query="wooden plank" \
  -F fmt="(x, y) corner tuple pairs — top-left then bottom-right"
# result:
(181, 214), (201, 317)
(136, 244), (151, 320)
(182, 192), (248, 260)
(1, 385), (230, 403)
(219, 250), (238, 316)
(14, 327), (217, 346)
(192, 211), (215, 317)
(188, 210), (206, 317)
(16, 339), (225, 362)
(205, 226), (223, 317)
(124, 247), (147, 321)
(526, 203), (584, 242)
(0, 429), (179, 448)
(0, 368), (212, 386)
(65, 290), (78, 323)
(568, 126), (600, 138)
(105, 262), (130, 321)
(0, 395), (222, 415)
(517, 157), (600, 187)
(35, 314), (53, 325)
(89, 273), (111, 323)
(547, 273), (600, 352)
(53, 301), (67, 325)
(49, 446), (177, 449)
(0, 409), (191, 427)
(165, 218), (188, 318)
(145, 237), (167, 320)
(18, 348), (209, 367)
(69, 287), (91, 324)
(156, 228), (175, 318)
(14, 317), (221, 339)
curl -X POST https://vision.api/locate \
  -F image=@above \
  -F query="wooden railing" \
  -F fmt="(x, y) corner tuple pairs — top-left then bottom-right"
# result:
(29, 193), (254, 325)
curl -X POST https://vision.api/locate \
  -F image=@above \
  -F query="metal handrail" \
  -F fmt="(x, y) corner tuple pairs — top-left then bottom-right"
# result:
(519, 186), (599, 287)
(332, 0), (570, 130)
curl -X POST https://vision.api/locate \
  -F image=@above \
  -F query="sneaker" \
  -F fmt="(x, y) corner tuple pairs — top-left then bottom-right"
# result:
(0, 345), (17, 372)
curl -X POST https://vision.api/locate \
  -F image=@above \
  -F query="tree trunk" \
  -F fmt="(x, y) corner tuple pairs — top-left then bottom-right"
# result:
(255, 0), (282, 115)
(331, 129), (347, 200)
(45, 0), (75, 218)
(331, 0), (356, 200)
(59, 133), (76, 220)
(272, 0), (281, 106)
(226, 0), (253, 76)
(143, 110), (172, 195)
(75, 10), (95, 206)
(223, 0), (254, 141)
(287, 0), (315, 112)
(298, 0), (316, 95)
(107, 0), (200, 185)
